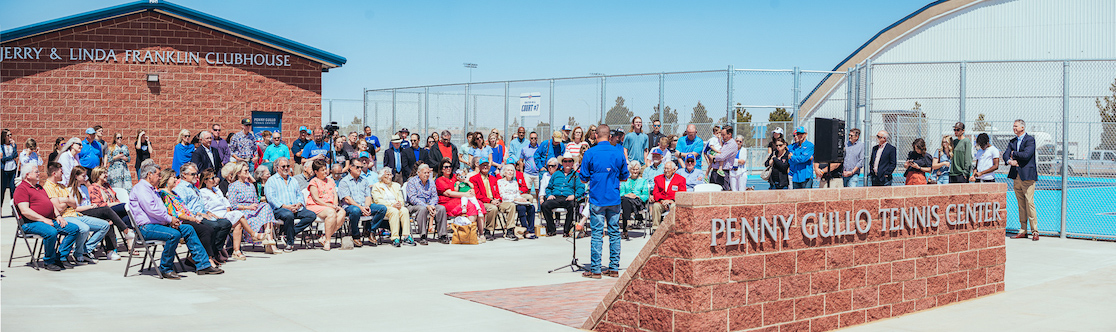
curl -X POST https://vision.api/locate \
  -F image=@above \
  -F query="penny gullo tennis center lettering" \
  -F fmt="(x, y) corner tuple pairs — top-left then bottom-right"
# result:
(710, 201), (1001, 246)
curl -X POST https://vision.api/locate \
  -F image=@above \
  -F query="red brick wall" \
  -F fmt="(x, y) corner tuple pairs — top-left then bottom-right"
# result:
(1, 11), (322, 173)
(584, 183), (1008, 332)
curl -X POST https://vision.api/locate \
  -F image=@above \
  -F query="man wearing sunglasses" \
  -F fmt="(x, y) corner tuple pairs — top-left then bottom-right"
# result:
(210, 124), (232, 164)
(263, 132), (291, 164)
(519, 132), (541, 195)
(788, 126), (816, 189)
(647, 120), (666, 159)
(948, 122), (973, 183)
(506, 127), (528, 166)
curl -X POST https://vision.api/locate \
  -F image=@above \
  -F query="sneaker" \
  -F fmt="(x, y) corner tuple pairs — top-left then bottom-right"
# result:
(283, 247), (294, 253)
(108, 251), (122, 261)
(392, 239), (401, 247)
(45, 263), (64, 271)
(439, 236), (452, 244)
(485, 233), (496, 241)
(60, 260), (77, 269)
(405, 236), (417, 246)
(505, 231), (519, 241)
(417, 237), (428, 246)
(526, 233), (538, 240)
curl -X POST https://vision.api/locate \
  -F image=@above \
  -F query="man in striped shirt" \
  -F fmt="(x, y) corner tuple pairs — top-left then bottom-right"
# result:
(264, 157), (317, 252)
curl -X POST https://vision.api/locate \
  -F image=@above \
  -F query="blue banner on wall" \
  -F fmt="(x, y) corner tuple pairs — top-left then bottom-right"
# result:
(252, 111), (283, 136)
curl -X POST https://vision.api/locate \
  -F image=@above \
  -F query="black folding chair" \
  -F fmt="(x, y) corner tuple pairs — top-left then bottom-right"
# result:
(123, 208), (184, 278)
(7, 202), (46, 271)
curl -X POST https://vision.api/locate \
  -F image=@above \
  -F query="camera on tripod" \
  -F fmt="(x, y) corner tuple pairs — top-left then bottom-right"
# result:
(323, 121), (340, 137)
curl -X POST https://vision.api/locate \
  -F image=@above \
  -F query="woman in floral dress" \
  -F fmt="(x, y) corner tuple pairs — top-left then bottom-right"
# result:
(222, 161), (281, 254)
(105, 133), (133, 190)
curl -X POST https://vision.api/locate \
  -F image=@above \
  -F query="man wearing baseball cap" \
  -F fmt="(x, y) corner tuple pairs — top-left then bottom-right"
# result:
(229, 118), (259, 168)
(397, 128), (411, 149)
(788, 126), (815, 189)
(291, 126), (310, 164)
(948, 122), (973, 183)
(78, 127), (103, 169)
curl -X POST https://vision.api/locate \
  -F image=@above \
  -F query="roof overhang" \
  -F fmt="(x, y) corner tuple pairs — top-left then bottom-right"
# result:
(0, 0), (347, 69)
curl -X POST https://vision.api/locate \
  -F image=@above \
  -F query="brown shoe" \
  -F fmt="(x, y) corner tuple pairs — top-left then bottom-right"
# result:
(1012, 232), (1028, 239)
(582, 271), (602, 279)
(603, 270), (620, 278)
(1032, 233), (1040, 241)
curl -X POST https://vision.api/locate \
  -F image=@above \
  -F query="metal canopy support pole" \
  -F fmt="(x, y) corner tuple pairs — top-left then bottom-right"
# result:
(391, 89), (397, 133)
(959, 61), (967, 123)
(792, 66), (801, 130)
(1060, 61), (1069, 238)
(424, 87), (430, 137)
(362, 89), (368, 127)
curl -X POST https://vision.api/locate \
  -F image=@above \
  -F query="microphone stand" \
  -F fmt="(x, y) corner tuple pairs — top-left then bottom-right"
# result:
(549, 197), (587, 273)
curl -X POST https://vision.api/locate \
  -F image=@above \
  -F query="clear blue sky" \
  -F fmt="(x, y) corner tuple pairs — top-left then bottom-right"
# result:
(1, 0), (932, 100)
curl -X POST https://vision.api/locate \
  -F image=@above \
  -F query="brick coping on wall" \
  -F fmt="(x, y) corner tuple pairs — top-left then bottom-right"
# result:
(582, 182), (1008, 331)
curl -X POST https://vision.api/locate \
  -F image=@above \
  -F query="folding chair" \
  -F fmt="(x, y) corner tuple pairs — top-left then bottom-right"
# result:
(7, 202), (45, 271)
(123, 208), (184, 278)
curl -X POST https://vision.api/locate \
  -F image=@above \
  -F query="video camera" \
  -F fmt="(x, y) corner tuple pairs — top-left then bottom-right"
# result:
(323, 121), (340, 137)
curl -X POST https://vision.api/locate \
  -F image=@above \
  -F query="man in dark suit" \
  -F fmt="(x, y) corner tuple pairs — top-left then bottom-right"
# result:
(382, 138), (415, 184)
(868, 130), (896, 186)
(190, 131), (224, 179)
(427, 130), (460, 175)
(1003, 119), (1038, 241)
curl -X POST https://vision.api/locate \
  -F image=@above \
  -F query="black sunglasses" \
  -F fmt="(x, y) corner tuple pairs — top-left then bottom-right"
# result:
(953, 128), (963, 131)
(442, 165), (452, 169)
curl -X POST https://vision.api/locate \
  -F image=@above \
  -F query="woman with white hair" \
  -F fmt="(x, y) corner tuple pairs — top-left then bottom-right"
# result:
(619, 160), (649, 240)
(172, 129), (195, 175)
(729, 135), (749, 191)
(372, 168), (415, 247)
(497, 164), (535, 239)
(58, 137), (82, 184)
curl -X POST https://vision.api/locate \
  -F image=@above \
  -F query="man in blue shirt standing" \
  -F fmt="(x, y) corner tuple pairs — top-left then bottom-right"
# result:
(78, 127), (103, 169)
(674, 124), (704, 169)
(519, 131), (541, 195)
(788, 126), (815, 189)
(579, 124), (630, 279)
(301, 129), (332, 161)
(363, 126), (381, 164)
(622, 117), (649, 166)
(506, 127), (528, 166)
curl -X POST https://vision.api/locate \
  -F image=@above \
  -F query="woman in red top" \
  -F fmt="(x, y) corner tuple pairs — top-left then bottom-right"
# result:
(650, 161), (686, 228)
(435, 158), (480, 222)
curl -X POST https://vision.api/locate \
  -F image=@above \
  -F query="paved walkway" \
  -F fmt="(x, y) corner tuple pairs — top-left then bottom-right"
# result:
(448, 280), (617, 328)
(3, 199), (1115, 331)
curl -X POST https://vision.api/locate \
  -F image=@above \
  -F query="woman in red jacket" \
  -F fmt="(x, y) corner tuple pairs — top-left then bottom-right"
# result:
(650, 161), (685, 229)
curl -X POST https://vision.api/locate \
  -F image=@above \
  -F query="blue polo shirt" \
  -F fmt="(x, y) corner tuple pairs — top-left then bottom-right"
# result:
(578, 142), (629, 207)
(674, 136), (704, 169)
(79, 139), (103, 169)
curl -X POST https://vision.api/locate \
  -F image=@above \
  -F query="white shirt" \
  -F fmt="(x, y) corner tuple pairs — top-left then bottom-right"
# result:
(497, 178), (520, 203)
(974, 145), (1000, 180)
(2, 144), (15, 171)
(59, 150), (79, 184)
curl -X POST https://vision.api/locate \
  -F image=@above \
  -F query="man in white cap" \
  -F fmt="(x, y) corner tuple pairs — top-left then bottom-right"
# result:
(561, 125), (573, 144)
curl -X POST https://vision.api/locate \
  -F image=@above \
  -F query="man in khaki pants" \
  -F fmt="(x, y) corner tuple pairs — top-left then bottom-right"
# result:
(1003, 119), (1038, 241)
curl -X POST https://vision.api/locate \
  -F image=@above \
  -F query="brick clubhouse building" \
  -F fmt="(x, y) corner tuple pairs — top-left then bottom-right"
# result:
(1, 0), (345, 170)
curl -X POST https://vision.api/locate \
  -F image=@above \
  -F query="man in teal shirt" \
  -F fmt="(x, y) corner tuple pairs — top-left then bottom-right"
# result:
(788, 126), (815, 189)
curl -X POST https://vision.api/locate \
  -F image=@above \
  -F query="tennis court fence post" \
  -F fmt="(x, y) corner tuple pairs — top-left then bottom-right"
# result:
(1059, 61), (1068, 238)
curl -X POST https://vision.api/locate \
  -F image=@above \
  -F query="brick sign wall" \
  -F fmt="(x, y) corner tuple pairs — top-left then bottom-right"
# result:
(1, 11), (322, 172)
(584, 183), (1008, 332)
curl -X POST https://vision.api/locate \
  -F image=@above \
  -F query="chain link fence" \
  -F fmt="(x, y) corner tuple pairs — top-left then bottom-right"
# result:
(347, 60), (1116, 241)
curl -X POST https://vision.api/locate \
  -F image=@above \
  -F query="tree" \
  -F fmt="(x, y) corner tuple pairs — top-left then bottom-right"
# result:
(974, 113), (990, 132)
(340, 116), (363, 136)
(690, 101), (715, 137)
(567, 116), (580, 130)
(717, 103), (755, 147)
(603, 96), (633, 128)
(649, 104), (678, 135)
(768, 107), (793, 138)
(1098, 78), (1116, 150)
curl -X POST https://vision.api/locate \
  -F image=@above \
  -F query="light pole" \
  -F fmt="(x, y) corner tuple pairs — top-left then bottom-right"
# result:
(463, 63), (477, 82)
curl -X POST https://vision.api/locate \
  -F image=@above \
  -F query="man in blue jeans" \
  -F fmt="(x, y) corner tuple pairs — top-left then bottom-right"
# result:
(788, 126), (815, 189)
(579, 125), (630, 279)
(12, 167), (82, 271)
(129, 160), (222, 279)
(264, 157), (318, 252)
(338, 158), (388, 246)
